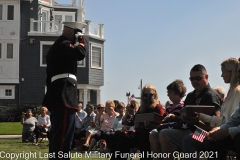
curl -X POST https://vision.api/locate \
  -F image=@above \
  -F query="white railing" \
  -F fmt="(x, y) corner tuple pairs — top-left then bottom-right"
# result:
(29, 19), (62, 34)
(29, 19), (104, 39)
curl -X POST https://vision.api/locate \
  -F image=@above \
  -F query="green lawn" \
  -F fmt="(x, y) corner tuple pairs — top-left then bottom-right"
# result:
(0, 122), (22, 135)
(0, 139), (122, 160)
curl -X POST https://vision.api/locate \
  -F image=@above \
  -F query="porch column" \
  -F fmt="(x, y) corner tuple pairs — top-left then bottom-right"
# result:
(83, 89), (88, 109)
(97, 90), (101, 104)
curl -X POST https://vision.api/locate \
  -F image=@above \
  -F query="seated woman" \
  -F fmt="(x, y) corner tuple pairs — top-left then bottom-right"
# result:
(82, 103), (105, 147)
(112, 84), (165, 160)
(149, 79), (186, 158)
(87, 100), (118, 152)
(21, 109), (37, 143)
(104, 102), (126, 150)
(110, 99), (139, 159)
(111, 102), (126, 132)
(26, 106), (51, 145)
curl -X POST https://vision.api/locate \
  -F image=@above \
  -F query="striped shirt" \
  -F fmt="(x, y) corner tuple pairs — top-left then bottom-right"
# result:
(165, 101), (184, 116)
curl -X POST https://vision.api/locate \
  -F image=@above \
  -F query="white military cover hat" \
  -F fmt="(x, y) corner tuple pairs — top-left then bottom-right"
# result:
(62, 21), (86, 31)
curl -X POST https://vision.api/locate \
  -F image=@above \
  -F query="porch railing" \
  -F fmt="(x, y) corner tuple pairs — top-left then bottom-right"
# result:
(29, 19), (104, 39)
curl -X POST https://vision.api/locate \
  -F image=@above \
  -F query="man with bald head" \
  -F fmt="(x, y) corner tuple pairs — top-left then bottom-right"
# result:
(42, 22), (86, 160)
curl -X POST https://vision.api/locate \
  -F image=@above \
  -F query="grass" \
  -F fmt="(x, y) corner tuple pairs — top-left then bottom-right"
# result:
(0, 122), (22, 135)
(0, 139), (111, 160)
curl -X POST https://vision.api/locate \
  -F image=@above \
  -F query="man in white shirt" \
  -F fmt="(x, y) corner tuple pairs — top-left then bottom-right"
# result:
(71, 103), (87, 149)
(75, 103), (87, 130)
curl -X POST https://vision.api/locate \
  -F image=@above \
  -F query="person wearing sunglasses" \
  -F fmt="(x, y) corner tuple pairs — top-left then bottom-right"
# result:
(82, 103), (105, 147)
(159, 64), (222, 160)
(111, 84), (164, 160)
(87, 100), (118, 152)
(182, 57), (240, 160)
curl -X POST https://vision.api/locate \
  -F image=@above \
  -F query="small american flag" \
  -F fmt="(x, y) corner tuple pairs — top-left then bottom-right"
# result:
(128, 94), (135, 102)
(192, 127), (208, 142)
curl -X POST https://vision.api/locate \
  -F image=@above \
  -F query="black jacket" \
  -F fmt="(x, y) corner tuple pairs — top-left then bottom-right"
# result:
(42, 36), (86, 109)
(184, 83), (222, 110)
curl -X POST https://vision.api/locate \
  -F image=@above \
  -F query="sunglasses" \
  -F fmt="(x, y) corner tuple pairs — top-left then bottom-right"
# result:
(189, 75), (204, 81)
(97, 107), (104, 109)
(143, 93), (155, 97)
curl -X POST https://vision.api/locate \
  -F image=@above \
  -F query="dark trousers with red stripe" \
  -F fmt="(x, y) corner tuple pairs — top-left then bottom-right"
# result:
(48, 105), (76, 160)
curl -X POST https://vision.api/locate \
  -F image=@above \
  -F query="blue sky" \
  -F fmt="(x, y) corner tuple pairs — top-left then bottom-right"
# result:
(57, 0), (240, 105)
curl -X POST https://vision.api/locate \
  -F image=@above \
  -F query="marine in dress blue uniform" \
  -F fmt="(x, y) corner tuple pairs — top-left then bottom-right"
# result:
(42, 22), (86, 160)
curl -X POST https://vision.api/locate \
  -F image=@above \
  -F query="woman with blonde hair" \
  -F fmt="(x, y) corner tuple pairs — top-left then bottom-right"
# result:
(111, 85), (164, 160)
(87, 100), (118, 152)
(26, 106), (51, 145)
(139, 84), (162, 113)
(182, 57), (240, 159)
(197, 57), (240, 126)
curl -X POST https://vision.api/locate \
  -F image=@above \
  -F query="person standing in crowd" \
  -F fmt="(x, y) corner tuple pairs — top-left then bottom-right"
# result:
(42, 21), (86, 160)
(21, 109), (37, 143)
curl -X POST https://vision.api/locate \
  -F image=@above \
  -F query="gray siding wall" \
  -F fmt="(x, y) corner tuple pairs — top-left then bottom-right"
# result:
(88, 38), (104, 86)
(20, 36), (57, 104)
(19, 1), (104, 105)
(0, 84), (19, 106)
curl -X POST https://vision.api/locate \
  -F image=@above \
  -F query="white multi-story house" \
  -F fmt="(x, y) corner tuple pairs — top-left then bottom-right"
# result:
(0, 0), (105, 121)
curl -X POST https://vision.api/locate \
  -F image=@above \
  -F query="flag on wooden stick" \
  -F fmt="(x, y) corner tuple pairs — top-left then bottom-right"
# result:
(192, 126), (208, 142)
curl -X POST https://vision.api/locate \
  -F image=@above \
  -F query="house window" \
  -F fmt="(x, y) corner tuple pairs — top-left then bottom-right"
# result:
(5, 89), (12, 96)
(77, 59), (85, 67)
(53, 11), (75, 30)
(0, 5), (2, 20)
(91, 45), (102, 69)
(40, 41), (53, 66)
(79, 90), (90, 102)
(7, 5), (14, 20)
(0, 85), (15, 99)
(7, 43), (13, 59)
(40, 7), (50, 32)
(0, 43), (15, 59)
(65, 15), (73, 22)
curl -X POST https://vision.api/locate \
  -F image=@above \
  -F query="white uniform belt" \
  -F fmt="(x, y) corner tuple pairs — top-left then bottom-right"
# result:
(51, 73), (77, 82)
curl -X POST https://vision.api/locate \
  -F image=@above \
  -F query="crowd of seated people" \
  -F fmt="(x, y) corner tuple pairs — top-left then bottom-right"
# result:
(84, 59), (240, 160)
(20, 57), (240, 160)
